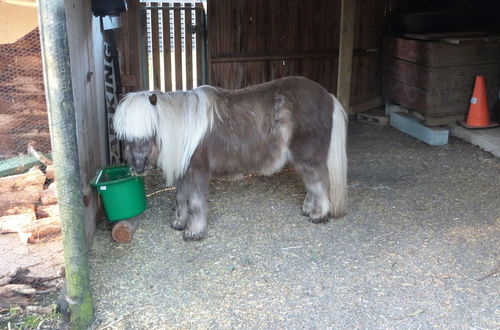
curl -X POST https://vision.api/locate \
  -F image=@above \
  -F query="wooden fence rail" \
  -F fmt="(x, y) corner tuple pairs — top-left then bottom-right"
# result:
(144, 3), (206, 92)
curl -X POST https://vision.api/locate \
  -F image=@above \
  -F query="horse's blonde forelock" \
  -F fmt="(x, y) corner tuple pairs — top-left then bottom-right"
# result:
(155, 86), (217, 185)
(114, 87), (217, 185)
(114, 91), (159, 140)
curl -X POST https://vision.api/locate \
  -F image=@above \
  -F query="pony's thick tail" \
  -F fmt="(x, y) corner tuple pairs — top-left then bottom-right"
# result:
(327, 95), (348, 217)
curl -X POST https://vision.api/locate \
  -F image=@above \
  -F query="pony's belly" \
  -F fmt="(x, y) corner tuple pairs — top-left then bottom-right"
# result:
(209, 146), (290, 178)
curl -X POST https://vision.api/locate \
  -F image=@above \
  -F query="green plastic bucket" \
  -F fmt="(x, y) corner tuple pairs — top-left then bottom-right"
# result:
(90, 165), (146, 222)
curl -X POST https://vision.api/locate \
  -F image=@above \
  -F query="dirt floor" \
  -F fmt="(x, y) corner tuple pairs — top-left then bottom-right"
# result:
(89, 121), (499, 329)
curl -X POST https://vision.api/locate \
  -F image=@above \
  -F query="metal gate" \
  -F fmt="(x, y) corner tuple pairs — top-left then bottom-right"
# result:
(143, 2), (207, 91)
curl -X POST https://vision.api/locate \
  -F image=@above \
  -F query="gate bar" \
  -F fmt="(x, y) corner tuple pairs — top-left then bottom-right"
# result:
(142, 6), (204, 10)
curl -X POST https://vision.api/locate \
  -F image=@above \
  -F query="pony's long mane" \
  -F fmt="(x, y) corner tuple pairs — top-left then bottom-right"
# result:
(114, 86), (219, 185)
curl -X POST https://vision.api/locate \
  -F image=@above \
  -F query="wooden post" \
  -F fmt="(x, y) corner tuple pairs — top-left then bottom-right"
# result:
(195, 3), (205, 86)
(37, 0), (94, 327)
(138, 3), (149, 90)
(173, 3), (183, 90)
(336, 0), (358, 112)
(150, 2), (161, 90)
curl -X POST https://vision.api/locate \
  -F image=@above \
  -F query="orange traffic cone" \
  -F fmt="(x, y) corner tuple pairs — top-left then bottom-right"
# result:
(459, 76), (498, 129)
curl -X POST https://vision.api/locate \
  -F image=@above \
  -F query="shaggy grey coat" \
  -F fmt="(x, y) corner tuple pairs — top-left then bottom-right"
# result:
(114, 76), (347, 240)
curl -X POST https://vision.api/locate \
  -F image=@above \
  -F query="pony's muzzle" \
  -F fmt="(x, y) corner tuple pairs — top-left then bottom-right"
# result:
(132, 157), (149, 175)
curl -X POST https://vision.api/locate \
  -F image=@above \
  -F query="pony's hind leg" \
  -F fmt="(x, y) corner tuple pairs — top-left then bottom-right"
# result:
(294, 162), (330, 223)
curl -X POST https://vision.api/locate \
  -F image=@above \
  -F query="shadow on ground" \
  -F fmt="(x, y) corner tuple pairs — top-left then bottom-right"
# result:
(89, 122), (499, 329)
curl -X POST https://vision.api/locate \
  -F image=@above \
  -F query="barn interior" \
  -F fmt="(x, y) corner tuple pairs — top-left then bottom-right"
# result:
(0, 0), (499, 328)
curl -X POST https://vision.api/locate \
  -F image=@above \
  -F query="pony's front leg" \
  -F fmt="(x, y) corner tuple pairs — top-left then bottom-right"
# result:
(181, 169), (209, 241)
(171, 184), (188, 230)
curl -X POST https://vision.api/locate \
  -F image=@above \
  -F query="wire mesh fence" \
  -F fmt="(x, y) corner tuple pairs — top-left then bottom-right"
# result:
(0, 28), (50, 162)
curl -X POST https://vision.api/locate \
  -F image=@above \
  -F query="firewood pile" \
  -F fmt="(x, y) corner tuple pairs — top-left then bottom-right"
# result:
(0, 266), (63, 310)
(0, 146), (60, 244)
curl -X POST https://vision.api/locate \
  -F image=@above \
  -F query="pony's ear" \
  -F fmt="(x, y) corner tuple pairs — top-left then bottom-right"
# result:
(149, 93), (158, 106)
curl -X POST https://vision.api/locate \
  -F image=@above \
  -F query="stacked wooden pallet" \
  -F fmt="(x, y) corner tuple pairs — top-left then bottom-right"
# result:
(383, 33), (500, 126)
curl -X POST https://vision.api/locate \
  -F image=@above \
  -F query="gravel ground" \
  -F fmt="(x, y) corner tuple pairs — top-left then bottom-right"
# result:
(89, 122), (499, 329)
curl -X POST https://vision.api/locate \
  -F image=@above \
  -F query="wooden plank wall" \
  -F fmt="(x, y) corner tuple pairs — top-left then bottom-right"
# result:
(65, 0), (107, 242)
(388, 0), (500, 31)
(116, 0), (147, 93)
(207, 0), (390, 106)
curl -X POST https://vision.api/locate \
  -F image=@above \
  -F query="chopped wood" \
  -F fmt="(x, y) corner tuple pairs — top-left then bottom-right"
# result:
(40, 182), (58, 205)
(0, 284), (37, 295)
(45, 164), (55, 180)
(36, 204), (60, 219)
(0, 167), (46, 213)
(0, 266), (62, 289)
(0, 268), (40, 308)
(23, 216), (61, 243)
(1, 211), (60, 243)
(25, 305), (53, 314)
(2, 204), (36, 216)
(0, 267), (30, 286)
(0, 293), (32, 308)
(0, 212), (36, 234)
(112, 217), (140, 243)
(27, 144), (52, 166)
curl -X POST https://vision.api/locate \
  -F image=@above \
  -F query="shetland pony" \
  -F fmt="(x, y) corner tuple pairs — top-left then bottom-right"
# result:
(114, 76), (347, 240)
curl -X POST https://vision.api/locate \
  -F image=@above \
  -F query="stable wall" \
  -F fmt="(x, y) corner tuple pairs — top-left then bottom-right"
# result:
(64, 0), (107, 242)
(207, 0), (389, 107)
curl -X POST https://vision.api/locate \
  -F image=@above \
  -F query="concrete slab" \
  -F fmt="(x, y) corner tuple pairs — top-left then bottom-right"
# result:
(390, 112), (449, 146)
(450, 125), (500, 158)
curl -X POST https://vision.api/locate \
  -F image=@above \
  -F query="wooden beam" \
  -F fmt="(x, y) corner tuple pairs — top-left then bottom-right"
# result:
(211, 49), (378, 64)
(173, 3), (183, 90)
(350, 97), (384, 115)
(150, 3), (161, 90)
(336, 0), (358, 112)
(195, 3), (204, 86)
(162, 5), (172, 91)
(185, 3), (193, 90)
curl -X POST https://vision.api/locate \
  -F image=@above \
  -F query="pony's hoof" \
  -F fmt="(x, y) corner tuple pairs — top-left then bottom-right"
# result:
(171, 219), (186, 231)
(183, 230), (206, 241)
(307, 214), (330, 224)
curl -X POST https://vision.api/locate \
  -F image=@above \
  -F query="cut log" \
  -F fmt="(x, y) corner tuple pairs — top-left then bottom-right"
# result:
(0, 295), (32, 308)
(40, 182), (58, 205)
(45, 164), (55, 180)
(2, 204), (36, 217)
(0, 167), (46, 213)
(36, 204), (60, 218)
(0, 266), (61, 288)
(0, 284), (37, 309)
(26, 305), (53, 314)
(0, 211), (36, 234)
(0, 284), (37, 295)
(23, 216), (61, 243)
(0, 267), (30, 286)
(111, 217), (140, 243)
